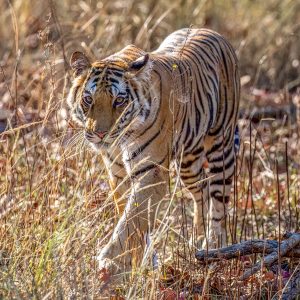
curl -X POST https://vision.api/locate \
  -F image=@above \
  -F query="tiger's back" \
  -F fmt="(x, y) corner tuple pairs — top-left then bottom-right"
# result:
(150, 28), (240, 159)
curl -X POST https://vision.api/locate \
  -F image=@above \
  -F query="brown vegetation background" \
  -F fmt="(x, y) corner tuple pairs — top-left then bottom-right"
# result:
(0, 0), (300, 298)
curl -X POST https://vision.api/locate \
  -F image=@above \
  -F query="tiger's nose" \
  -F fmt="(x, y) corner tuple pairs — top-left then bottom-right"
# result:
(95, 130), (107, 139)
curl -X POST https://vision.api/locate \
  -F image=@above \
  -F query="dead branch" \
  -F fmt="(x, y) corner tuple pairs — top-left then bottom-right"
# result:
(195, 239), (300, 263)
(282, 270), (300, 300)
(240, 233), (300, 280)
(273, 267), (300, 300)
(196, 233), (300, 276)
(196, 233), (300, 298)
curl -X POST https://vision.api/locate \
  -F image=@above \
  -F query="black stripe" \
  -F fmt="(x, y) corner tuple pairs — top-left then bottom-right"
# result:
(127, 124), (164, 161)
(189, 41), (216, 67)
(192, 146), (205, 156)
(209, 155), (235, 174)
(180, 149), (204, 169)
(109, 77), (120, 84)
(180, 171), (201, 181)
(209, 86), (228, 136)
(209, 144), (234, 163)
(219, 46), (229, 81)
(184, 130), (195, 152)
(131, 155), (167, 178)
(211, 191), (230, 204)
(206, 127), (232, 156)
(135, 70), (162, 138)
(206, 92), (214, 129)
(211, 176), (233, 186)
(180, 158), (196, 170)
(179, 48), (206, 115)
(212, 217), (223, 222)
(111, 70), (123, 76)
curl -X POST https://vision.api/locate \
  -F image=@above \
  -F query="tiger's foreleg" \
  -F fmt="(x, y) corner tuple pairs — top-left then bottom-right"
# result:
(102, 152), (130, 215)
(97, 157), (168, 279)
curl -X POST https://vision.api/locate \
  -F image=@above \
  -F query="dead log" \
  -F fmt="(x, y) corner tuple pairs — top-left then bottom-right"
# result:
(240, 233), (300, 280)
(196, 233), (300, 280)
(280, 269), (300, 300)
(195, 233), (300, 299)
(196, 239), (300, 263)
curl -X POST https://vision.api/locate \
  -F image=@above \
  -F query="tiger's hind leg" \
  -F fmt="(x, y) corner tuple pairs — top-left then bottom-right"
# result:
(202, 130), (237, 249)
(179, 148), (209, 245)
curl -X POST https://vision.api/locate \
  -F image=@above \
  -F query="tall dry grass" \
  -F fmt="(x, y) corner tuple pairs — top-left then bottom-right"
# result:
(0, 0), (300, 298)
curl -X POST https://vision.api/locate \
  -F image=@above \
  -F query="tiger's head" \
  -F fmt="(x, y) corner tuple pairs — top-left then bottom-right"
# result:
(67, 45), (153, 150)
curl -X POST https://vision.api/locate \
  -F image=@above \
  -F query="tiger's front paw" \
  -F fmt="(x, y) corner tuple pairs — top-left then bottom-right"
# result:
(201, 237), (218, 250)
(98, 256), (120, 275)
(97, 247), (132, 288)
(201, 230), (227, 250)
(97, 257), (125, 293)
(189, 233), (206, 250)
(98, 267), (112, 293)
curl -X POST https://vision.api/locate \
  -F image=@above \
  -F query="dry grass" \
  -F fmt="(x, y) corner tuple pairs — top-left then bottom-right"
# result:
(0, 0), (300, 299)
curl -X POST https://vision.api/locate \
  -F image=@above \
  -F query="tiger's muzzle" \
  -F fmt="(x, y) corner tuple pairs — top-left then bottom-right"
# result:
(85, 130), (108, 146)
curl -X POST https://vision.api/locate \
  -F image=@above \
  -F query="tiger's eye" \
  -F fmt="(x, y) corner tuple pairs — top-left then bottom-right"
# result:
(84, 96), (93, 105)
(114, 97), (126, 107)
(81, 95), (93, 113)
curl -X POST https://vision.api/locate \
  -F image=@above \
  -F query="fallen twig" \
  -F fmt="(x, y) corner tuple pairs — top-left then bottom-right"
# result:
(240, 233), (300, 280)
(274, 267), (300, 300)
(196, 238), (300, 263)
(196, 233), (300, 298)
(195, 233), (300, 280)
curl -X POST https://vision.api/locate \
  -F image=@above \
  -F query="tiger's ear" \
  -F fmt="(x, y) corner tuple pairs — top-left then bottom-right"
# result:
(126, 54), (151, 78)
(128, 54), (149, 72)
(70, 51), (91, 76)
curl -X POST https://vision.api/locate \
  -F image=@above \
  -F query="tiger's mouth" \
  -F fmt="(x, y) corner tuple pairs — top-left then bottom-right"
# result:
(84, 130), (110, 148)
(84, 129), (125, 150)
(68, 117), (122, 150)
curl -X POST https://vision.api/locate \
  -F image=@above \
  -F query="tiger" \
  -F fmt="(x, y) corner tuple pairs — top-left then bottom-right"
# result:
(67, 28), (240, 281)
